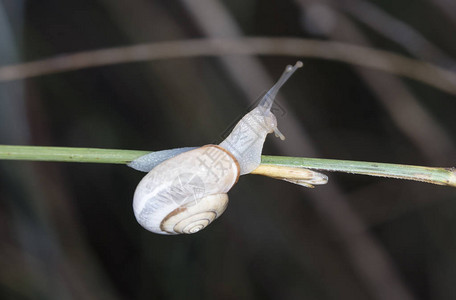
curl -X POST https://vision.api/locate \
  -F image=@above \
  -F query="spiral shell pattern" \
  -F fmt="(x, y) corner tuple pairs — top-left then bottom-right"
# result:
(160, 194), (229, 234)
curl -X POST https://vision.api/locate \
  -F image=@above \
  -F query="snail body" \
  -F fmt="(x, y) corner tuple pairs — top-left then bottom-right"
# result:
(130, 61), (325, 235)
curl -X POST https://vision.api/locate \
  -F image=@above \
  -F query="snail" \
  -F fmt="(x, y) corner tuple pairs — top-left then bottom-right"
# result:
(128, 61), (327, 235)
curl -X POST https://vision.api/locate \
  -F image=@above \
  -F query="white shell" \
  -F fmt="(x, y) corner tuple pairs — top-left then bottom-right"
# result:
(133, 145), (240, 234)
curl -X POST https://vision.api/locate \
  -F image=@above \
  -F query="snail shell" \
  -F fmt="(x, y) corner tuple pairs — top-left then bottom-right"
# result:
(133, 145), (240, 234)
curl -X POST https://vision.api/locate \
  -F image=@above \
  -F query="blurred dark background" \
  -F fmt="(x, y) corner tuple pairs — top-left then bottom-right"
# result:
(1, 0), (456, 299)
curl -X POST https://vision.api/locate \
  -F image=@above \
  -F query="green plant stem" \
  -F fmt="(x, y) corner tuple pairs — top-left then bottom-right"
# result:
(1, 145), (455, 187)
(261, 156), (456, 187)
(0, 145), (149, 164)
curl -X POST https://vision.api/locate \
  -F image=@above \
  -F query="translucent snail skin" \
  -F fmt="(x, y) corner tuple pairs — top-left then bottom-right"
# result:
(129, 61), (327, 234)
